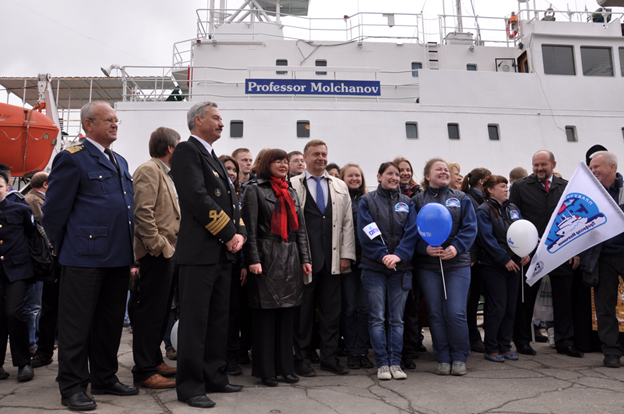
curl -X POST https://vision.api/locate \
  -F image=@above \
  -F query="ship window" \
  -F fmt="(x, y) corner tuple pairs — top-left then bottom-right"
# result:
(297, 121), (310, 138)
(406, 122), (419, 139)
(230, 121), (243, 138)
(542, 45), (576, 75)
(448, 123), (460, 140)
(467, 64), (477, 71)
(488, 124), (500, 141)
(581, 47), (613, 77)
(276, 59), (288, 75)
(620, 48), (624, 76)
(411, 62), (422, 77)
(315, 60), (327, 75)
(565, 126), (577, 142)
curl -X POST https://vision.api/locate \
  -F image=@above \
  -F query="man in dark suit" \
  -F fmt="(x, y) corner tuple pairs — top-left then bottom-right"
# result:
(509, 150), (583, 358)
(43, 101), (138, 411)
(171, 101), (246, 409)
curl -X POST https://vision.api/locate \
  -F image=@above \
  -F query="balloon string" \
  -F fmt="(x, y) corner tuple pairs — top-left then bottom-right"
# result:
(521, 264), (525, 303)
(439, 257), (447, 300)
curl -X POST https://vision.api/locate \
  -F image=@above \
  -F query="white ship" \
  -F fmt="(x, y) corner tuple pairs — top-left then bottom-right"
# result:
(2, 0), (624, 182)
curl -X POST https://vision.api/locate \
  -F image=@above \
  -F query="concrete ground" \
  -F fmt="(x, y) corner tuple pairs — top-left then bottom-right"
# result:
(1, 327), (623, 414)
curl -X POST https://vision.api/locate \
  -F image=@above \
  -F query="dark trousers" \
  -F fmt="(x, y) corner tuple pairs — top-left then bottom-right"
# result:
(57, 266), (129, 399)
(251, 307), (295, 379)
(227, 264), (252, 363)
(293, 265), (341, 366)
(0, 272), (30, 367)
(402, 283), (421, 358)
(512, 269), (541, 347)
(482, 265), (519, 354)
(176, 261), (231, 401)
(131, 254), (175, 382)
(467, 263), (484, 344)
(36, 278), (60, 360)
(594, 254), (624, 357)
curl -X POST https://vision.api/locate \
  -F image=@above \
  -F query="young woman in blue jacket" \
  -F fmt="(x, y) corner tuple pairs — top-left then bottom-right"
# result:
(357, 161), (418, 381)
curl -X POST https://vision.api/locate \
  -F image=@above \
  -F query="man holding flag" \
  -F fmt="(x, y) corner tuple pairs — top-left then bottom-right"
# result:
(510, 150), (582, 357)
(582, 151), (624, 368)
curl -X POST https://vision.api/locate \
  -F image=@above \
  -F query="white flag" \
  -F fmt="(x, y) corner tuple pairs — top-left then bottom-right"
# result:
(526, 161), (624, 286)
(363, 222), (382, 240)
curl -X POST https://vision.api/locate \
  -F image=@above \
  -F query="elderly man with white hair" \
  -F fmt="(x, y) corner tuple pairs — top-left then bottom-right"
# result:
(584, 151), (624, 369)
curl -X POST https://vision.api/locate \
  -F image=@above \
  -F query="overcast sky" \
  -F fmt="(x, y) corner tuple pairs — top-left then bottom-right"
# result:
(0, 0), (599, 98)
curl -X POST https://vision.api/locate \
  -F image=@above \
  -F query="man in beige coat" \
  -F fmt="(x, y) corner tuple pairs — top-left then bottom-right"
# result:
(132, 127), (181, 389)
(291, 139), (356, 377)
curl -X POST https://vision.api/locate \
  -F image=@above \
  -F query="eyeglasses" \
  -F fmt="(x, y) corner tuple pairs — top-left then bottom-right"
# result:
(89, 117), (121, 125)
(291, 159), (305, 164)
(273, 160), (290, 166)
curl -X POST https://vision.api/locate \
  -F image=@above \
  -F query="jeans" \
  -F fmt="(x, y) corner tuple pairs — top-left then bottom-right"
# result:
(341, 268), (369, 356)
(419, 266), (471, 363)
(361, 269), (409, 367)
(23, 281), (43, 349)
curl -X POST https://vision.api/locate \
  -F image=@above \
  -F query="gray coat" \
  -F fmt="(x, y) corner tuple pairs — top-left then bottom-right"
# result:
(241, 178), (311, 309)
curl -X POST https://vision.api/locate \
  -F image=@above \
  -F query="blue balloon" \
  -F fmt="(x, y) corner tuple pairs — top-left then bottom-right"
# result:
(417, 203), (453, 247)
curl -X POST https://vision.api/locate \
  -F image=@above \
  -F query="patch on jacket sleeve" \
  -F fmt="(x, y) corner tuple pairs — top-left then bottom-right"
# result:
(64, 145), (85, 154)
(445, 198), (461, 208)
(239, 218), (245, 226)
(205, 210), (230, 235)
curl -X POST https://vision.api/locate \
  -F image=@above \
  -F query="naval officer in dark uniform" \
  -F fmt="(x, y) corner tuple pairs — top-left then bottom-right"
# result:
(0, 170), (36, 382)
(43, 102), (137, 411)
(171, 101), (246, 409)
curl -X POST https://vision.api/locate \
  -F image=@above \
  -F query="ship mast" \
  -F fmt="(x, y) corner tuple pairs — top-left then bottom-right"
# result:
(456, 0), (463, 32)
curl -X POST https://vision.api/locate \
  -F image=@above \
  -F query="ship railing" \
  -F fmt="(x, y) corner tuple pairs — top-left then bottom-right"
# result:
(438, 14), (515, 46)
(516, 7), (624, 25)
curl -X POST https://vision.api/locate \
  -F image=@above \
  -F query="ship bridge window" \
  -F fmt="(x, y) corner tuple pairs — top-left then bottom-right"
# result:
(276, 59), (288, 75)
(230, 121), (243, 138)
(315, 60), (327, 75)
(467, 64), (477, 71)
(488, 124), (500, 141)
(565, 126), (578, 142)
(542, 45), (576, 75)
(619, 48), (624, 76)
(406, 122), (419, 139)
(297, 121), (310, 138)
(411, 62), (422, 77)
(581, 47), (613, 77)
(448, 123), (460, 140)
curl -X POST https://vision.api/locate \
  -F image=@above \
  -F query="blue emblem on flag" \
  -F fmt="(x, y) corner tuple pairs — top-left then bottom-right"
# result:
(510, 210), (520, 220)
(395, 202), (409, 212)
(445, 198), (460, 208)
(546, 193), (606, 254)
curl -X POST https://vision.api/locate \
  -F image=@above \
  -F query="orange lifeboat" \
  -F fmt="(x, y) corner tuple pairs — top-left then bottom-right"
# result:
(0, 102), (59, 177)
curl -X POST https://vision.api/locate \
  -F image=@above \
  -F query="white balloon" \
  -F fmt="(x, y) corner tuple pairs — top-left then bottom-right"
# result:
(506, 219), (539, 257)
(171, 319), (179, 351)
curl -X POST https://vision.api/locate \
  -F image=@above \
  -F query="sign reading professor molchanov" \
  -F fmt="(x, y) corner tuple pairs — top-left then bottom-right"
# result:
(245, 79), (381, 96)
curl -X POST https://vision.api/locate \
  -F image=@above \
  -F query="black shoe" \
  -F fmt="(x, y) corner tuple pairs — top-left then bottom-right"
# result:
(470, 340), (486, 353)
(61, 392), (97, 411)
(91, 381), (139, 396)
(0, 366), (8, 380)
(347, 355), (361, 369)
(557, 346), (584, 358)
(215, 383), (243, 393)
(418, 344), (427, 353)
(603, 354), (621, 368)
(282, 374), (299, 383)
(295, 363), (316, 377)
(401, 356), (416, 370)
(309, 351), (320, 364)
(261, 377), (278, 387)
(359, 355), (374, 369)
(225, 362), (242, 376)
(337, 347), (348, 357)
(17, 364), (34, 382)
(31, 354), (53, 368)
(516, 344), (536, 355)
(320, 362), (349, 375)
(238, 352), (251, 365)
(184, 395), (215, 408)
(534, 330), (548, 343)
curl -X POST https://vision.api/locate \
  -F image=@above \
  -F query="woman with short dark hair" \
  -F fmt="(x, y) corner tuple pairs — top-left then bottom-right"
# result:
(241, 149), (312, 387)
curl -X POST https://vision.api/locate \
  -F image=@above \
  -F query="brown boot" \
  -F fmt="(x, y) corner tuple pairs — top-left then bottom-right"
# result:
(139, 374), (175, 389)
(156, 362), (177, 377)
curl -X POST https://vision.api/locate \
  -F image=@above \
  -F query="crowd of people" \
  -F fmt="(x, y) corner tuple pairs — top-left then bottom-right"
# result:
(0, 100), (622, 411)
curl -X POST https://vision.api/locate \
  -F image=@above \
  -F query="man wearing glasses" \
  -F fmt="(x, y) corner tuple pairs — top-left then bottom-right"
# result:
(43, 102), (137, 411)
(288, 151), (306, 178)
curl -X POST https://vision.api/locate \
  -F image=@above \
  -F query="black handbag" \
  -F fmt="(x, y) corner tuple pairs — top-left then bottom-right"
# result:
(27, 219), (55, 283)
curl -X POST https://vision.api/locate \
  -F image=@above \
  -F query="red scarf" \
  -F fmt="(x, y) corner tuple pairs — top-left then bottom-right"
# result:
(270, 177), (299, 242)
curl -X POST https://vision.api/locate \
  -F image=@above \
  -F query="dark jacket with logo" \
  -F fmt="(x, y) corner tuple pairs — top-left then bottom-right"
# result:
(357, 185), (418, 272)
(0, 199), (35, 282)
(241, 178), (311, 309)
(413, 185), (477, 270)
(465, 188), (485, 263)
(476, 199), (523, 267)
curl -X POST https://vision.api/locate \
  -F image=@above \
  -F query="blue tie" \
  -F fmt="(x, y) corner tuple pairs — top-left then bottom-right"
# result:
(312, 176), (325, 214)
